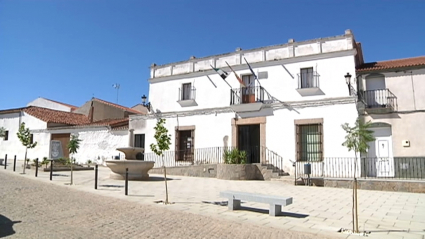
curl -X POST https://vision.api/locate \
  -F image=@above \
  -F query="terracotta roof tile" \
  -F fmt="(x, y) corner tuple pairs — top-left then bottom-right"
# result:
(24, 106), (90, 125)
(356, 56), (425, 72)
(93, 98), (142, 114)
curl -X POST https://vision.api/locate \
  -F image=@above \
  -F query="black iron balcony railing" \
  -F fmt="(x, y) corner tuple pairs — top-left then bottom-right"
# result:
(359, 89), (397, 110)
(297, 71), (320, 89)
(230, 86), (265, 105)
(178, 87), (196, 101)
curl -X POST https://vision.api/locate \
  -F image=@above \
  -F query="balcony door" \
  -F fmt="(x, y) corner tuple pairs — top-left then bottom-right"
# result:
(242, 74), (255, 103)
(365, 74), (386, 107)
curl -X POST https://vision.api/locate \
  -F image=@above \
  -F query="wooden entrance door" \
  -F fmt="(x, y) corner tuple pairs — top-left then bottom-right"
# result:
(237, 124), (260, 163)
(51, 133), (71, 159)
(175, 130), (194, 162)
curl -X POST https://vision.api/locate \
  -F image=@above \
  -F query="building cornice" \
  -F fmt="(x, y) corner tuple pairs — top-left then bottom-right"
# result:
(130, 96), (356, 120)
(148, 49), (357, 84)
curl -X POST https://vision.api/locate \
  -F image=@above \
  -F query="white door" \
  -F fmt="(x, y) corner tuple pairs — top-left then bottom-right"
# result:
(367, 127), (394, 177)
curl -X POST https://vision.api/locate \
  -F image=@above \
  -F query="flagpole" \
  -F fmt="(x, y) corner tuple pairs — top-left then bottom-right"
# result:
(225, 61), (246, 87)
(244, 57), (261, 88)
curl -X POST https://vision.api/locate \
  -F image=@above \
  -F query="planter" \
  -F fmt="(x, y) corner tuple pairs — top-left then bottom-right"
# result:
(217, 164), (259, 180)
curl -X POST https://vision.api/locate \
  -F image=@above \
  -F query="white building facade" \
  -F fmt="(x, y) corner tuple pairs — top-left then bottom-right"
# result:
(131, 30), (364, 175)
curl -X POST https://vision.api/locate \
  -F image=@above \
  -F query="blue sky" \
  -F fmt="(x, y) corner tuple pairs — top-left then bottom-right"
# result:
(1, 0), (424, 110)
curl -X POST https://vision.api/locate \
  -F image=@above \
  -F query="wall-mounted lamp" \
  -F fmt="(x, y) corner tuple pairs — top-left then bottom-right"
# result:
(344, 72), (352, 95)
(141, 95), (151, 112)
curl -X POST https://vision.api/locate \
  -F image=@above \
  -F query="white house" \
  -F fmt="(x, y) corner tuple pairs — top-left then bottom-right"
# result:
(0, 98), (142, 164)
(130, 29), (364, 176)
(27, 97), (77, 112)
(356, 56), (425, 178)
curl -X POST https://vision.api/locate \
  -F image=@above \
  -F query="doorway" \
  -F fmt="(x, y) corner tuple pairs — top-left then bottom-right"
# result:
(175, 130), (194, 162)
(51, 133), (70, 159)
(366, 126), (394, 177)
(242, 74), (256, 103)
(238, 124), (260, 163)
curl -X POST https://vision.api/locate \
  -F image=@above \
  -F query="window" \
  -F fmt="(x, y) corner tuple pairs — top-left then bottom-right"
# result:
(300, 67), (314, 88)
(181, 83), (192, 100)
(296, 122), (323, 161)
(134, 134), (145, 160)
(134, 134), (145, 148)
(4, 131), (8, 141)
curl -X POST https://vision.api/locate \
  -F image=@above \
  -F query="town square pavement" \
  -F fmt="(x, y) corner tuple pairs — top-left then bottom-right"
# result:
(1, 161), (424, 239)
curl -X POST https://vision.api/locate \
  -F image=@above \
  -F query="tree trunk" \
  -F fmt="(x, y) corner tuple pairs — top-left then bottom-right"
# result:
(23, 148), (27, 174)
(162, 155), (169, 204)
(353, 151), (359, 233)
(70, 157), (74, 185)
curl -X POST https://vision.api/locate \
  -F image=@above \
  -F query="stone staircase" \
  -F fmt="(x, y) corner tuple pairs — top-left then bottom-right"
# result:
(255, 163), (292, 182)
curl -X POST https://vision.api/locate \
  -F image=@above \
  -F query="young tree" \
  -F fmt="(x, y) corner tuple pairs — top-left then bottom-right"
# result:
(150, 118), (171, 204)
(67, 134), (82, 185)
(341, 118), (375, 233)
(16, 123), (37, 174)
(0, 127), (5, 138)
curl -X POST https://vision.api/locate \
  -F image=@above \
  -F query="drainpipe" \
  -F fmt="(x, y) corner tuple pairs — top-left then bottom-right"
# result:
(408, 71), (417, 110)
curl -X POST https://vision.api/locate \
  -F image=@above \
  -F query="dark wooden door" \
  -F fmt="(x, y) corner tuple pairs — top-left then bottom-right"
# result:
(51, 133), (71, 159)
(238, 125), (260, 163)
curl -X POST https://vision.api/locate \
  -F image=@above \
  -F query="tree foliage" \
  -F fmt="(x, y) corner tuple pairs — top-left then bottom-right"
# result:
(17, 123), (37, 149)
(341, 119), (375, 155)
(68, 134), (82, 155)
(150, 118), (171, 156)
(0, 127), (5, 138)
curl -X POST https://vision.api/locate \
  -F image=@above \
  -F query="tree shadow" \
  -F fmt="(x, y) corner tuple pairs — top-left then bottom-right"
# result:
(0, 214), (21, 237)
(99, 184), (124, 188)
(52, 174), (69, 177)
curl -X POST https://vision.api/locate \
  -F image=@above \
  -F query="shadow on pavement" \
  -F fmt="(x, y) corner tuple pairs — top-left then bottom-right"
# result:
(52, 174), (69, 177)
(202, 201), (309, 218)
(128, 195), (155, 197)
(99, 184), (124, 188)
(0, 214), (21, 238)
(147, 176), (179, 182)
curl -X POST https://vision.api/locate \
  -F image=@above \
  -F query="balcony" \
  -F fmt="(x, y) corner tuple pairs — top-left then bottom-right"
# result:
(177, 87), (198, 107)
(230, 86), (275, 114)
(359, 89), (397, 113)
(296, 71), (324, 96)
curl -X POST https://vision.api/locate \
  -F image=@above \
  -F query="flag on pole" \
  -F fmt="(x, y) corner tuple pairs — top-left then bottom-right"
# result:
(210, 65), (229, 80)
(225, 61), (246, 87)
(244, 57), (258, 80)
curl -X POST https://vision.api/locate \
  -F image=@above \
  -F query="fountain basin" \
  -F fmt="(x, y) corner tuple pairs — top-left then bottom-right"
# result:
(105, 160), (155, 181)
(116, 147), (144, 160)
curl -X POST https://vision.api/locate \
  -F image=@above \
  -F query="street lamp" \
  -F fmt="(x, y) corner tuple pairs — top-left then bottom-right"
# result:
(345, 72), (352, 95)
(141, 95), (151, 112)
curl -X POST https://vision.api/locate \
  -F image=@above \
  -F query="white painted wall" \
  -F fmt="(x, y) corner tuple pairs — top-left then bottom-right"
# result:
(130, 101), (358, 173)
(27, 98), (73, 112)
(68, 129), (128, 164)
(0, 111), (49, 160)
(148, 54), (356, 113)
(151, 34), (354, 78)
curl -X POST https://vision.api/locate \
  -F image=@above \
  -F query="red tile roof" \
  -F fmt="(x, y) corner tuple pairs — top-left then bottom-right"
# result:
(24, 106), (90, 125)
(93, 98), (142, 114)
(356, 56), (425, 72)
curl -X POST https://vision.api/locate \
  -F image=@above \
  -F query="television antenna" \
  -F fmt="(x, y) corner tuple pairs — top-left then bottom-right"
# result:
(112, 83), (120, 103)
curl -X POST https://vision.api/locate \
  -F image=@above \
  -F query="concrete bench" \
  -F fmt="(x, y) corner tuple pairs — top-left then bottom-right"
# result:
(0, 158), (3, 165)
(219, 190), (293, 216)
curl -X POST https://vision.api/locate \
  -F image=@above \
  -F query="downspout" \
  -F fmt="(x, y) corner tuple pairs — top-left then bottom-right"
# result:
(409, 71), (417, 110)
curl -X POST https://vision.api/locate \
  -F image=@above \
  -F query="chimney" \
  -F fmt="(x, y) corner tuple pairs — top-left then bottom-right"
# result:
(88, 101), (94, 123)
(288, 38), (295, 43)
(235, 47), (242, 52)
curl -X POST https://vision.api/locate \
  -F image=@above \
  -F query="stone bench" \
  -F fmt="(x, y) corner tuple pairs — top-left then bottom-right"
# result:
(0, 158), (3, 165)
(219, 190), (293, 216)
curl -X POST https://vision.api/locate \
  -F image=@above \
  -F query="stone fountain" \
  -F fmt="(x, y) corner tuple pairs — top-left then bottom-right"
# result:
(105, 147), (155, 181)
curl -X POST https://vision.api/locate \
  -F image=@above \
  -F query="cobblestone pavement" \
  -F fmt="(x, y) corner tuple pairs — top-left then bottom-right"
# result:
(0, 171), (338, 239)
